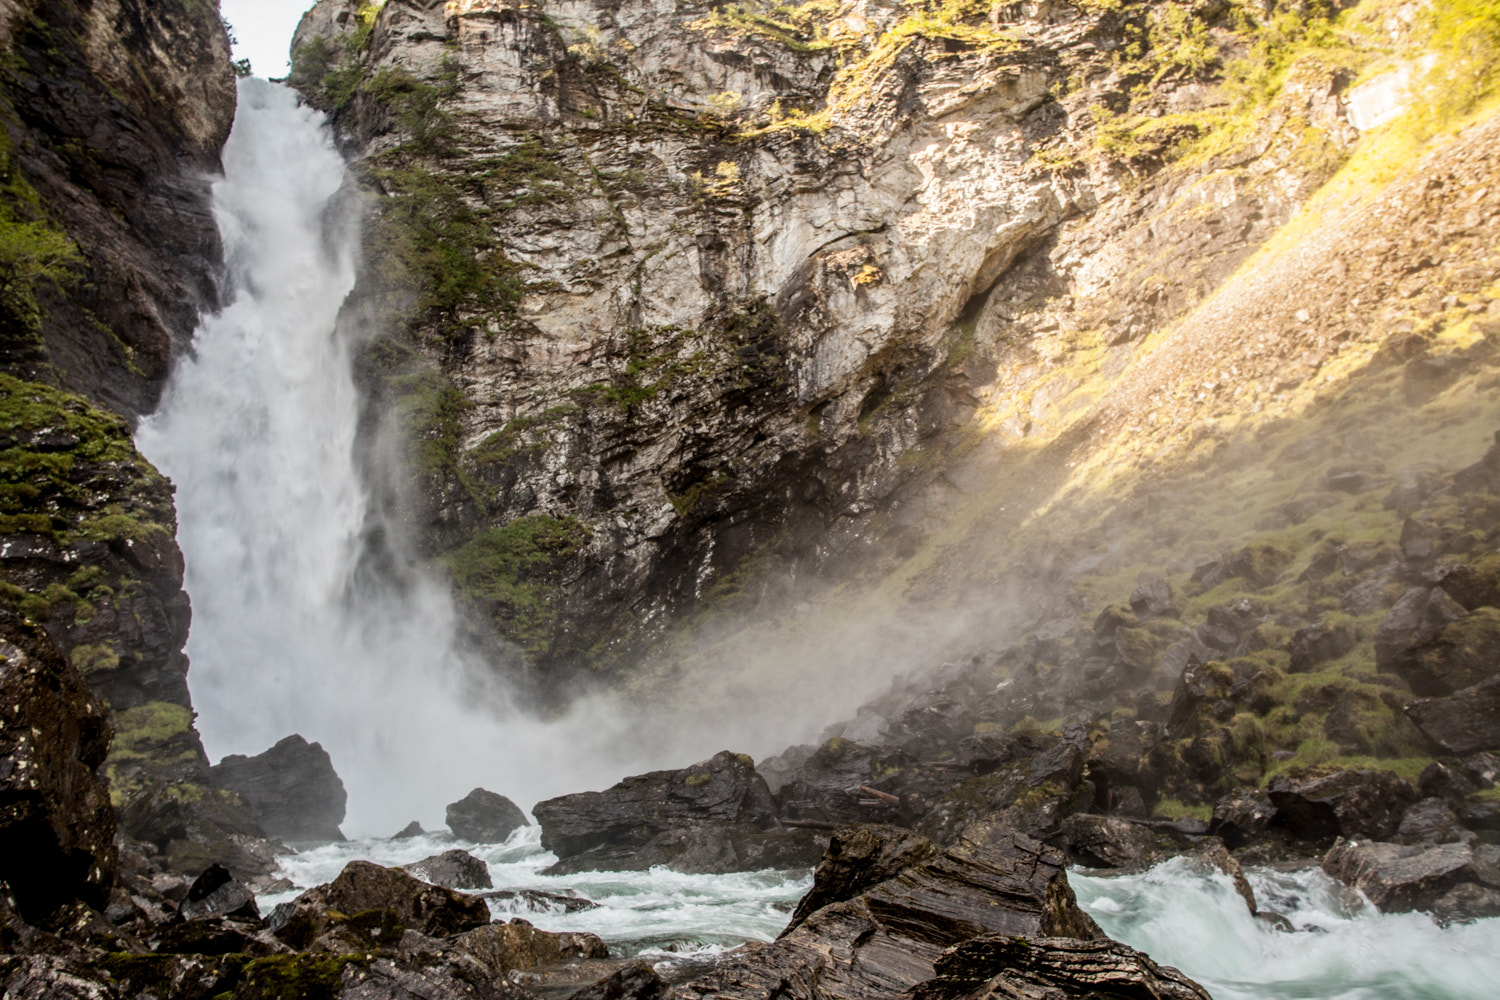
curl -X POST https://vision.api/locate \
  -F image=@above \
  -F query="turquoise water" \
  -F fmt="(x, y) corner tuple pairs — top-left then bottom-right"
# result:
(1072, 857), (1500, 1000)
(268, 833), (1500, 997)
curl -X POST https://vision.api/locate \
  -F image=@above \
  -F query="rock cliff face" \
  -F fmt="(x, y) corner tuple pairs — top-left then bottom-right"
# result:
(0, 0), (266, 880)
(294, 0), (1366, 691)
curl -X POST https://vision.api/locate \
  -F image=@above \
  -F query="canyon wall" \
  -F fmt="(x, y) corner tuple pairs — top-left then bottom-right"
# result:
(296, 0), (1368, 695)
(0, 0), (273, 879)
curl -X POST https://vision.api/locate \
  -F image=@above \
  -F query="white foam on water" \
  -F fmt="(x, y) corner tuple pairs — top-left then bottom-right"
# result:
(261, 828), (810, 957)
(1072, 857), (1500, 1000)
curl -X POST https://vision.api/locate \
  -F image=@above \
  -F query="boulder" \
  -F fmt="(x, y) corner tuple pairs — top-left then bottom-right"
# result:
(445, 788), (529, 843)
(1267, 768), (1418, 845)
(177, 863), (260, 922)
(1058, 814), (1150, 869)
(568, 960), (668, 1000)
(1452, 429), (1500, 493)
(1405, 608), (1500, 697)
(210, 734), (347, 844)
(0, 617), (117, 920)
(1208, 787), (1275, 848)
(1428, 563), (1500, 612)
(1129, 576), (1179, 618)
(274, 861), (491, 942)
(1397, 798), (1470, 846)
(664, 827), (1210, 1000)
(405, 849), (493, 890)
(911, 935), (1212, 1000)
(1406, 675), (1500, 755)
(393, 821), (425, 839)
(1322, 838), (1500, 915)
(447, 918), (609, 973)
(782, 825), (939, 935)
(534, 751), (824, 875)
(1431, 882), (1500, 924)
(1373, 588), (1468, 694)
(1286, 621), (1356, 673)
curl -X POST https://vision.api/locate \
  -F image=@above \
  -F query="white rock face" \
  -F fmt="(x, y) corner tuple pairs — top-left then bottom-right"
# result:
(297, 0), (1358, 676)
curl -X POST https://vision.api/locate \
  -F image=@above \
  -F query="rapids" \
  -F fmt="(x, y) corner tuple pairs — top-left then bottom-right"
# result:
(1072, 858), (1500, 1000)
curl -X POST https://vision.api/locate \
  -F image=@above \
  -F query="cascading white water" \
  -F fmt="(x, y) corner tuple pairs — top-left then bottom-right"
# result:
(1073, 858), (1500, 1000)
(136, 80), (544, 834)
(133, 78), (891, 838)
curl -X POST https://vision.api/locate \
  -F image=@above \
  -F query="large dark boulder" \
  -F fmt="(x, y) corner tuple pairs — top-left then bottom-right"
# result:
(569, 960), (668, 1000)
(445, 788), (529, 843)
(1267, 768), (1418, 845)
(1058, 814), (1151, 869)
(665, 827), (1208, 1000)
(0, 617), (116, 920)
(406, 850), (493, 890)
(210, 734), (347, 844)
(1406, 675), (1500, 755)
(533, 751), (823, 874)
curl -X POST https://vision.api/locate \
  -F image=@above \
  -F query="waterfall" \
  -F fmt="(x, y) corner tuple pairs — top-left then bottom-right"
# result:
(133, 80), (928, 837)
(136, 80), (535, 834)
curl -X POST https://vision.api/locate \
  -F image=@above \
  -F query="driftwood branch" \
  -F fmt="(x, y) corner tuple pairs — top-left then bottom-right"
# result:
(779, 819), (840, 831)
(858, 785), (900, 806)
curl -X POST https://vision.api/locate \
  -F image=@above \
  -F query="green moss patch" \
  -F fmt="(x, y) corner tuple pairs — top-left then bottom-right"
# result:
(443, 515), (591, 657)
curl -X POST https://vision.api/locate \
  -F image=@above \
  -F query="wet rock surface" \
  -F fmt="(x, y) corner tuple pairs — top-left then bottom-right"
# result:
(534, 751), (824, 874)
(211, 735), (348, 845)
(407, 850), (495, 890)
(1322, 838), (1500, 919)
(665, 825), (1208, 1000)
(447, 788), (530, 844)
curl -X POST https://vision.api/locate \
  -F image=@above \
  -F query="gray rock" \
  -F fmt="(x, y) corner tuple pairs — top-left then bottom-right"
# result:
(534, 751), (822, 875)
(1396, 798), (1471, 846)
(1374, 587), (1467, 694)
(211, 735), (347, 844)
(1059, 814), (1149, 869)
(1322, 838), (1491, 914)
(567, 961), (668, 1000)
(1209, 787), (1275, 848)
(177, 864), (260, 922)
(446, 788), (530, 844)
(1407, 675), (1500, 756)
(406, 849), (493, 890)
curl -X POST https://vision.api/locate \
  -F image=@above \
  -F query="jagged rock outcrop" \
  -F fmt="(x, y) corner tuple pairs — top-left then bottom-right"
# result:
(211, 734), (349, 845)
(0, 0), (235, 413)
(533, 750), (824, 874)
(664, 825), (1208, 1000)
